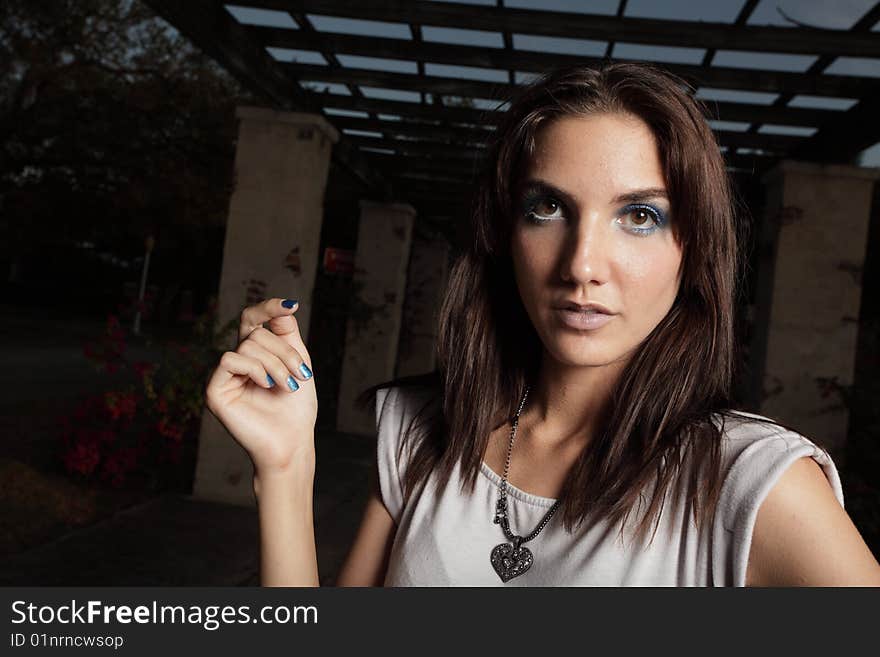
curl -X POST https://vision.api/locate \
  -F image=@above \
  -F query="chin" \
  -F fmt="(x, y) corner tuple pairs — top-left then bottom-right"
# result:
(545, 337), (619, 368)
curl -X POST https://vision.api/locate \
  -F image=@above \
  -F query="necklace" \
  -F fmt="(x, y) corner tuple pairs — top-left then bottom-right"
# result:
(490, 384), (563, 583)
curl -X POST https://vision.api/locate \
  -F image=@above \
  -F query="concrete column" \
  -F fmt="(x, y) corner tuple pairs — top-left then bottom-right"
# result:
(193, 107), (339, 506)
(396, 234), (450, 378)
(336, 201), (415, 436)
(755, 160), (880, 462)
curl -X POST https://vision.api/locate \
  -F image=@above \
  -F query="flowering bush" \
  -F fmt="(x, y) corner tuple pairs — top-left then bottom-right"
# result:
(58, 297), (237, 490)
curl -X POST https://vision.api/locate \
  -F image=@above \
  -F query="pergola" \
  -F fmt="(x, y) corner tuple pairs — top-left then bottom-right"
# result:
(143, 1), (880, 506)
(145, 0), (880, 223)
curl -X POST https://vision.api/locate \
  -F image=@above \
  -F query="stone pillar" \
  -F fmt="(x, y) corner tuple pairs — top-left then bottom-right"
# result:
(396, 234), (450, 378)
(193, 107), (339, 506)
(336, 201), (415, 436)
(754, 160), (880, 463)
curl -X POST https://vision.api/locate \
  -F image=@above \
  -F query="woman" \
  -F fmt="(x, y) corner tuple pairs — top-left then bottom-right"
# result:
(205, 62), (880, 586)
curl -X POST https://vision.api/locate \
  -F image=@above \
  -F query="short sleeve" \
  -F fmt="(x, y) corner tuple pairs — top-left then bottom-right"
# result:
(375, 386), (407, 525)
(711, 417), (845, 586)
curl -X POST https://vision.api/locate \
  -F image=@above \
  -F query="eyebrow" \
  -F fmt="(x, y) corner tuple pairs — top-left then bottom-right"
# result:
(520, 179), (669, 206)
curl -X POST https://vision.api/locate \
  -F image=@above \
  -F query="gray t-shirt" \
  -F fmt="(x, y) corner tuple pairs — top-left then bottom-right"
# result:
(375, 385), (845, 586)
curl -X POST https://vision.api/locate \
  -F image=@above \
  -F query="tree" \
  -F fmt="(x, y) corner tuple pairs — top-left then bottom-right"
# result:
(0, 0), (254, 313)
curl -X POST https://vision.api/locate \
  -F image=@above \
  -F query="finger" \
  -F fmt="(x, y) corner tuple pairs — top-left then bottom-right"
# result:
(213, 350), (273, 390)
(247, 327), (313, 382)
(265, 308), (305, 351)
(239, 297), (300, 342)
(238, 339), (303, 393)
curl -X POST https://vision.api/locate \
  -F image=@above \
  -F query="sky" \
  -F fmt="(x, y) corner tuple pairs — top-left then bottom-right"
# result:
(222, 0), (880, 165)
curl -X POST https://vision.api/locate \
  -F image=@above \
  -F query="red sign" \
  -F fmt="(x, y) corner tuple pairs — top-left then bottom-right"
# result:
(323, 247), (355, 275)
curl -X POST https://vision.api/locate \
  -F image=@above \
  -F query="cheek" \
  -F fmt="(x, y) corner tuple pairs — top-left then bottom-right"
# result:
(618, 241), (682, 306)
(511, 232), (551, 288)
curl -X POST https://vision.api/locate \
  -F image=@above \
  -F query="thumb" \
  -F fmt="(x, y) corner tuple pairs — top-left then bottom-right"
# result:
(266, 304), (307, 352)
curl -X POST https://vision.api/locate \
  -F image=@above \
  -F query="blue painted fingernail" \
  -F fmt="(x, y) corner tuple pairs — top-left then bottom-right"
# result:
(267, 374), (275, 387)
(299, 363), (312, 379)
(286, 375), (299, 392)
(282, 299), (298, 309)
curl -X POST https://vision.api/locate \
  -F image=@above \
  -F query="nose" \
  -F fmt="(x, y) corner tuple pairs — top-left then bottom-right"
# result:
(558, 211), (611, 287)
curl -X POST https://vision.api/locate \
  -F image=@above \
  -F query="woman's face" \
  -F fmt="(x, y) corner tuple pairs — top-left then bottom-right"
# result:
(510, 112), (683, 369)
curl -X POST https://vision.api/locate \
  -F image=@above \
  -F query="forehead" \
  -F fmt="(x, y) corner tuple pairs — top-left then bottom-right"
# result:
(525, 113), (666, 193)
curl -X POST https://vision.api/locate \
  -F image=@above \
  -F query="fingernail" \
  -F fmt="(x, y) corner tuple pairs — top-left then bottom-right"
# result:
(299, 363), (312, 379)
(282, 299), (298, 309)
(286, 375), (299, 392)
(267, 374), (275, 387)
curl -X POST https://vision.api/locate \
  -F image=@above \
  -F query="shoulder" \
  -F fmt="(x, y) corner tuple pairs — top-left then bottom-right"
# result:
(373, 383), (441, 525)
(747, 454), (880, 586)
(375, 384), (438, 432)
(711, 410), (845, 527)
(707, 411), (843, 585)
(375, 383), (440, 462)
(710, 411), (880, 585)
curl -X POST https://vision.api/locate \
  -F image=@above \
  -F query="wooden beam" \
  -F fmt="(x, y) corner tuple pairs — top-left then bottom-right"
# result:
(790, 88), (880, 163)
(389, 169), (475, 185)
(700, 100), (837, 128)
(333, 115), (802, 154)
(372, 152), (780, 199)
(770, 4), (880, 163)
(143, 0), (389, 195)
(347, 129), (796, 160)
(369, 149), (780, 181)
(717, 131), (801, 152)
(280, 50), (880, 99)
(237, 0), (880, 59)
(727, 2), (880, 160)
(366, 153), (484, 179)
(291, 62), (510, 99)
(700, 0), (759, 67)
(315, 90), (839, 129)
(333, 116), (492, 144)
(725, 152), (779, 172)
(144, 0), (314, 110)
(316, 92), (498, 124)
(348, 136), (484, 159)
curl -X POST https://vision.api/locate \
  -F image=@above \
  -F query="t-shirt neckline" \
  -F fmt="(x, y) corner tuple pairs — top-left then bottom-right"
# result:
(479, 460), (558, 508)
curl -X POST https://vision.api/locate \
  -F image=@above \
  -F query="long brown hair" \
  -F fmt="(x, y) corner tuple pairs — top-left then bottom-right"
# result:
(360, 61), (769, 545)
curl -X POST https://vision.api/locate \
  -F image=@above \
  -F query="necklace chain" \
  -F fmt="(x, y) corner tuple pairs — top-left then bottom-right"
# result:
(493, 385), (562, 544)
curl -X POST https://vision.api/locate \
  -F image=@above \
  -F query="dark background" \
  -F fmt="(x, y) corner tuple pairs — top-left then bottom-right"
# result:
(1, 0), (877, 582)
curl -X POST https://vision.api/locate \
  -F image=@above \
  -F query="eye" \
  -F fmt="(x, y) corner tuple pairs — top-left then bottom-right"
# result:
(523, 195), (564, 224)
(617, 204), (666, 236)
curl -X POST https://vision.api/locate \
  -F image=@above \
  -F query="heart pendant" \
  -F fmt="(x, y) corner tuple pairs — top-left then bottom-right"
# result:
(490, 542), (533, 582)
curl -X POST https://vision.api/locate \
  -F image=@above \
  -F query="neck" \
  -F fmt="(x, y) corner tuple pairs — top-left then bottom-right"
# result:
(519, 348), (628, 453)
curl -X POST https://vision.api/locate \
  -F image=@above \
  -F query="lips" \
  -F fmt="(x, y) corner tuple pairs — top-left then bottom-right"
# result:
(555, 301), (616, 315)
(552, 299), (617, 330)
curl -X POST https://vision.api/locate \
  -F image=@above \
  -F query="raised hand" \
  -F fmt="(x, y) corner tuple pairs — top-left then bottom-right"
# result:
(205, 297), (317, 475)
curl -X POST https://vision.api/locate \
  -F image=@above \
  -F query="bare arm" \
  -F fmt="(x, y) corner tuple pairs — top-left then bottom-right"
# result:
(334, 456), (398, 586)
(253, 451), (320, 587)
(746, 456), (880, 586)
(204, 297), (321, 586)
(253, 439), (397, 587)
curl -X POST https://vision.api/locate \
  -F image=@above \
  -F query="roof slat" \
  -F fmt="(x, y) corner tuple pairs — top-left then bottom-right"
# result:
(236, 0), (880, 59)
(144, 0), (390, 195)
(315, 91), (838, 128)
(284, 56), (874, 101)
